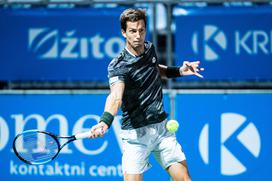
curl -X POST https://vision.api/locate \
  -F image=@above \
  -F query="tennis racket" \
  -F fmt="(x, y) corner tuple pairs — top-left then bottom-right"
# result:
(13, 129), (95, 165)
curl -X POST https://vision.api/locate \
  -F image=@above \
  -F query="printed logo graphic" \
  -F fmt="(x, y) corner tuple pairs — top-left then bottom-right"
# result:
(28, 28), (125, 59)
(199, 113), (261, 175)
(0, 116), (9, 151)
(29, 28), (58, 59)
(152, 57), (156, 63)
(192, 25), (227, 61)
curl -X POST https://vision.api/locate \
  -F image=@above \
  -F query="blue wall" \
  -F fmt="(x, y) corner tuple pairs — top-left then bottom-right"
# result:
(0, 91), (271, 180)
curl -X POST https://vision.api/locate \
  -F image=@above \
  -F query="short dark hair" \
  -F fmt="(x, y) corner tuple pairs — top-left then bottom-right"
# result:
(120, 8), (147, 32)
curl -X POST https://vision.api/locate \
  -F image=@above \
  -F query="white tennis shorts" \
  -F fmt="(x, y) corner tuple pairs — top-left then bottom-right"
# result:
(120, 120), (186, 174)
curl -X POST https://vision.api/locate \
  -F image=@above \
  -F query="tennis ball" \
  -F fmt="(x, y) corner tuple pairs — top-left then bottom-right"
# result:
(166, 120), (179, 133)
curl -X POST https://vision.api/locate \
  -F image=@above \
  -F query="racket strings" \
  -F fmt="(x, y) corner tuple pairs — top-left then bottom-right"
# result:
(14, 132), (59, 163)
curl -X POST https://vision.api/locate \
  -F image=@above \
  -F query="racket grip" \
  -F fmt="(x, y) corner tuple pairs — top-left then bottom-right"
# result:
(75, 131), (92, 139)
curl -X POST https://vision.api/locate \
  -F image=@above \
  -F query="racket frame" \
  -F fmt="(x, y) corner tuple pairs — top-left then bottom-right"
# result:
(13, 129), (76, 165)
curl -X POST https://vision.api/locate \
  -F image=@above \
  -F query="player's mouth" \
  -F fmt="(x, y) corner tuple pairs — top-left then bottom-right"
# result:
(133, 40), (142, 44)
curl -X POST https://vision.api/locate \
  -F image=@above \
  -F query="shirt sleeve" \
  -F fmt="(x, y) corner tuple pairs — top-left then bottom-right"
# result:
(108, 59), (128, 86)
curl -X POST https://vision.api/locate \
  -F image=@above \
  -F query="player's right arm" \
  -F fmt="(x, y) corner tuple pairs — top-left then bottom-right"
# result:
(104, 82), (125, 117)
(90, 81), (125, 138)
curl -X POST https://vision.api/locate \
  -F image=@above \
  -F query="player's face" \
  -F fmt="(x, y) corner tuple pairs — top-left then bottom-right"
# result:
(122, 20), (146, 51)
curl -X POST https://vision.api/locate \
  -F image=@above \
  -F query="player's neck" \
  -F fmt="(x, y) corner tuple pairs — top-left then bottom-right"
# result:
(126, 44), (144, 56)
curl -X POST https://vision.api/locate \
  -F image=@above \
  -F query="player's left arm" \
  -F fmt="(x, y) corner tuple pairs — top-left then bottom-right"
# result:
(158, 61), (204, 78)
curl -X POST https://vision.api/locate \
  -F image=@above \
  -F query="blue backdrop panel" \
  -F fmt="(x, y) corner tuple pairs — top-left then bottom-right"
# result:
(0, 93), (170, 181)
(174, 6), (272, 81)
(175, 92), (272, 180)
(0, 8), (125, 81)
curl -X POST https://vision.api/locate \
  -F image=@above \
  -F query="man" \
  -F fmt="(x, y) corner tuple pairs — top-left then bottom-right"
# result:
(91, 8), (203, 181)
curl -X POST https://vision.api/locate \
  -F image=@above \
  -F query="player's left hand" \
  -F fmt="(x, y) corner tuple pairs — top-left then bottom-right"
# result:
(180, 61), (204, 78)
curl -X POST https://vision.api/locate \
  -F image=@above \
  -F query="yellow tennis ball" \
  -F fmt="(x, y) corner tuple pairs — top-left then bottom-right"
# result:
(166, 120), (179, 133)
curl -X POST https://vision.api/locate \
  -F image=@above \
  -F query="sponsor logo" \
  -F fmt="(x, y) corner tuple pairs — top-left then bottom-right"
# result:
(152, 57), (156, 63)
(199, 113), (261, 175)
(192, 24), (272, 61)
(192, 25), (227, 61)
(0, 116), (9, 151)
(28, 28), (125, 60)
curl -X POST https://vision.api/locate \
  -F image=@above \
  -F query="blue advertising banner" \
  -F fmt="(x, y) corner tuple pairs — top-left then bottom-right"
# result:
(174, 6), (272, 81)
(175, 91), (272, 180)
(0, 91), (170, 181)
(0, 8), (126, 81)
(1, 90), (271, 180)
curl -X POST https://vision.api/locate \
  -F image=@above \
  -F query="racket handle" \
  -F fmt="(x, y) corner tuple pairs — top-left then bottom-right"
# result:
(75, 131), (92, 139)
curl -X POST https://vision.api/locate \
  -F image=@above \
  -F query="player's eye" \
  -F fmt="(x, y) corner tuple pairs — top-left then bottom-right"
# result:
(129, 29), (136, 33)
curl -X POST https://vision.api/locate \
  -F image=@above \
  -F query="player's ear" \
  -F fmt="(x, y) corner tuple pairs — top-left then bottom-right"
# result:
(121, 29), (127, 38)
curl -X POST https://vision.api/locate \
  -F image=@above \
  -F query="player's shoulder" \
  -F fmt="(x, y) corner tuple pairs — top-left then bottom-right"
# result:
(144, 41), (155, 52)
(108, 50), (126, 68)
(145, 41), (153, 49)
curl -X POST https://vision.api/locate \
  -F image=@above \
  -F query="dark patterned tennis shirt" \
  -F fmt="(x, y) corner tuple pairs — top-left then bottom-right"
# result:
(108, 41), (167, 130)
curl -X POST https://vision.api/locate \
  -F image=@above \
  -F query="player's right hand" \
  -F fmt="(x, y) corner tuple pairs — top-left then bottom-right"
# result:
(90, 122), (109, 138)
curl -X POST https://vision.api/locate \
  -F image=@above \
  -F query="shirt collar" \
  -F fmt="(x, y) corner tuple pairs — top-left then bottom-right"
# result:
(125, 47), (136, 57)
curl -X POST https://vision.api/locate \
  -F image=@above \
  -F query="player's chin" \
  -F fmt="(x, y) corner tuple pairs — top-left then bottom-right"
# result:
(133, 43), (143, 49)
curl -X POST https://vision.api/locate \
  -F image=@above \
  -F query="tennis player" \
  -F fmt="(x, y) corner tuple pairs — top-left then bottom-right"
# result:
(91, 8), (204, 181)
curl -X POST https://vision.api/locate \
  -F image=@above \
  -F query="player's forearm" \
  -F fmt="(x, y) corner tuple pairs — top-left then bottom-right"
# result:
(99, 93), (122, 128)
(104, 93), (122, 116)
(100, 82), (124, 128)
